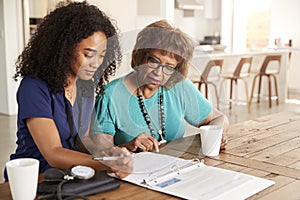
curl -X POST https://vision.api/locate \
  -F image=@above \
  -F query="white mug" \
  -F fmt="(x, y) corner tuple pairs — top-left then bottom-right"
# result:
(6, 158), (39, 200)
(199, 125), (223, 156)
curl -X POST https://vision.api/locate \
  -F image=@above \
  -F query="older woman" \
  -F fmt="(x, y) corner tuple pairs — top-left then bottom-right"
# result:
(90, 20), (229, 152)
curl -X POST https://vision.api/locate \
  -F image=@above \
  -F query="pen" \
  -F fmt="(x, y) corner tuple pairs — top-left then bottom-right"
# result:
(92, 156), (130, 161)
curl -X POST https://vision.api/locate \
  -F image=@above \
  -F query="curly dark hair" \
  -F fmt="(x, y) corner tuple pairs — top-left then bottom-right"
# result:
(13, 1), (122, 95)
(131, 20), (195, 89)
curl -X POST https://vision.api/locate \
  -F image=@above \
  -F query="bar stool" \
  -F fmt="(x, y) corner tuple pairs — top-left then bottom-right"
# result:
(220, 56), (253, 110)
(249, 55), (281, 111)
(192, 59), (223, 109)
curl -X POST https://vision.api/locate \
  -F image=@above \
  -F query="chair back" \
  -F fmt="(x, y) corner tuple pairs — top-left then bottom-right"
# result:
(201, 59), (223, 81)
(233, 56), (253, 78)
(259, 55), (281, 74)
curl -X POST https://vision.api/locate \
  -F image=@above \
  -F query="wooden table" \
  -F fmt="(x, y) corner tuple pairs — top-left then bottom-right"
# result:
(1, 111), (300, 199)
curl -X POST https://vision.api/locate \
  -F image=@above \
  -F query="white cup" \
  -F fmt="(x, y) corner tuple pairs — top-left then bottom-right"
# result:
(6, 158), (39, 200)
(199, 125), (223, 156)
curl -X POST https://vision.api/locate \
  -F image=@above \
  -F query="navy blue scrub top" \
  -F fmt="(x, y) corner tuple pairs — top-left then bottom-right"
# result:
(4, 76), (94, 181)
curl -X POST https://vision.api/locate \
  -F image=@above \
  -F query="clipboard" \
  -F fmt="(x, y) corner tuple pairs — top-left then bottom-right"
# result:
(122, 152), (275, 200)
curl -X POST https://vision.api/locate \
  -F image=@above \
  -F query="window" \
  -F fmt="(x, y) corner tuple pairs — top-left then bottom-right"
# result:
(222, 0), (272, 53)
(246, 0), (272, 51)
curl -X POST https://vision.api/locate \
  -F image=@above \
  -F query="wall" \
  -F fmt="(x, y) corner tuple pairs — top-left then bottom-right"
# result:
(0, 0), (23, 115)
(88, 0), (173, 32)
(0, 0), (7, 113)
(174, 9), (221, 43)
(288, 49), (300, 93)
(220, 0), (233, 52)
(87, 0), (221, 78)
(86, 1), (221, 54)
(269, 0), (300, 48)
(269, 0), (300, 92)
(87, 0), (176, 79)
(88, 0), (137, 33)
(28, 0), (47, 18)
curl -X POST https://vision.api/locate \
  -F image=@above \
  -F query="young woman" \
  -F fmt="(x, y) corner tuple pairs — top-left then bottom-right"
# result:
(4, 2), (131, 181)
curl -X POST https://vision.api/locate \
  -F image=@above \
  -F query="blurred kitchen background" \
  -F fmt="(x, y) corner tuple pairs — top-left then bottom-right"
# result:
(1, 0), (300, 115)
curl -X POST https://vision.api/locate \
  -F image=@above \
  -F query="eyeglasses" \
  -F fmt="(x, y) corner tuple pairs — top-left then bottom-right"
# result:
(146, 54), (177, 75)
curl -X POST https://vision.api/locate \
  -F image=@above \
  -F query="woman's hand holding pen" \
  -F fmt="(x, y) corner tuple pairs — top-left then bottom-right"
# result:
(95, 147), (133, 178)
(126, 133), (160, 153)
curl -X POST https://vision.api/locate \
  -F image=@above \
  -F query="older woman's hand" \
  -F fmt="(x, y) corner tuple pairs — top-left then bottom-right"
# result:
(220, 134), (228, 150)
(126, 133), (160, 153)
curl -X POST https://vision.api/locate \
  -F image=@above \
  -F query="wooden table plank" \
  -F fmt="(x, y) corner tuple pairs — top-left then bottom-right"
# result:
(227, 120), (300, 151)
(227, 112), (300, 139)
(247, 175), (297, 200)
(226, 128), (299, 157)
(239, 168), (270, 177)
(226, 128), (279, 150)
(246, 136), (300, 161)
(0, 183), (11, 200)
(289, 161), (300, 169)
(253, 180), (300, 200)
(267, 148), (300, 166)
(216, 154), (300, 179)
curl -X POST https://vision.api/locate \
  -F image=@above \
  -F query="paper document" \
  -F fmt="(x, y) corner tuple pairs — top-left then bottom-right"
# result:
(122, 152), (275, 200)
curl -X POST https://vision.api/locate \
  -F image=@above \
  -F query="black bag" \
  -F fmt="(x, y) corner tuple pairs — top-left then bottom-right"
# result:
(38, 169), (120, 200)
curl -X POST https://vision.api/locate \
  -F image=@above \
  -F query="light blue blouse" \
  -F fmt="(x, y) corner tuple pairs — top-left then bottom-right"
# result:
(90, 75), (212, 145)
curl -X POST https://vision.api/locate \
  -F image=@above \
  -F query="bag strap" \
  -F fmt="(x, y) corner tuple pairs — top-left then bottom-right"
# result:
(64, 98), (77, 150)
(64, 94), (88, 153)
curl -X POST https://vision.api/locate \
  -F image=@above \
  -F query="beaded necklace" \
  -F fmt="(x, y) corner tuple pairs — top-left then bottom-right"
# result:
(137, 87), (166, 142)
